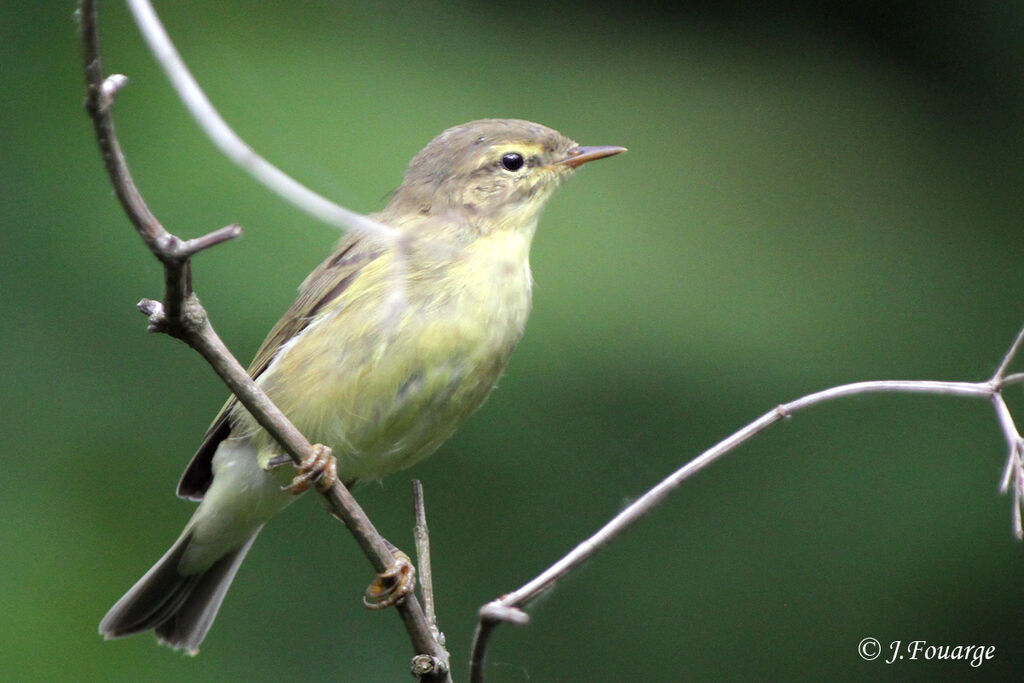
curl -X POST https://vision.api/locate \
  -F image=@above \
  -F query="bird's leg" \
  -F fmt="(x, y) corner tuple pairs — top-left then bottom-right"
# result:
(267, 444), (338, 494)
(266, 446), (414, 608)
(364, 542), (416, 610)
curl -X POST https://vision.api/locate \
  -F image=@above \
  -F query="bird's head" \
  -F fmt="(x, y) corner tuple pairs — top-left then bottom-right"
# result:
(384, 119), (625, 233)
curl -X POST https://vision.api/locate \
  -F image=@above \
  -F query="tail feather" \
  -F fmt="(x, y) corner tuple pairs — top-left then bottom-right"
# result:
(154, 531), (260, 653)
(99, 527), (262, 655)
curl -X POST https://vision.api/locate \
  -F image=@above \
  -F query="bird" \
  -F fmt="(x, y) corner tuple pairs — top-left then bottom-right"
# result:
(99, 118), (625, 653)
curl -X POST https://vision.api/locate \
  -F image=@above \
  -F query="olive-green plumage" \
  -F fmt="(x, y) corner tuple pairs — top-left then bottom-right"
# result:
(100, 119), (625, 653)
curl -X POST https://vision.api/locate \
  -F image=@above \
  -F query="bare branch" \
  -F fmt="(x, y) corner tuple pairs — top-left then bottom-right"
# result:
(469, 605), (528, 683)
(412, 481), (441, 639)
(468, 325), (1024, 681)
(176, 224), (243, 258)
(1002, 372), (1024, 386)
(411, 480), (447, 657)
(994, 325), (1024, 382)
(80, 1), (448, 678)
(410, 481), (447, 679)
(123, 0), (398, 243)
(991, 393), (1024, 539)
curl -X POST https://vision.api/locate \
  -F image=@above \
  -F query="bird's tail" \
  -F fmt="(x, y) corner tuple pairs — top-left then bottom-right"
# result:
(98, 526), (262, 655)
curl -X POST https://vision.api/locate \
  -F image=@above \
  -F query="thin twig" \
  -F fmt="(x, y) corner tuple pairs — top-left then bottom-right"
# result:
(468, 328), (1024, 682)
(411, 480), (445, 680)
(80, 1), (448, 679)
(122, 0), (417, 350)
(995, 326), (1024, 382)
(1002, 372), (1024, 386)
(123, 0), (398, 243)
(412, 481), (440, 640)
(992, 393), (1024, 539)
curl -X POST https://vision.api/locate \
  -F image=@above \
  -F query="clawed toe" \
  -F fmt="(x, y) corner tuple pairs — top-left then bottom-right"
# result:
(279, 444), (338, 494)
(363, 550), (416, 610)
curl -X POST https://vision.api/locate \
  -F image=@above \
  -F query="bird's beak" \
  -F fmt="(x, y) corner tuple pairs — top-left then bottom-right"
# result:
(555, 145), (628, 169)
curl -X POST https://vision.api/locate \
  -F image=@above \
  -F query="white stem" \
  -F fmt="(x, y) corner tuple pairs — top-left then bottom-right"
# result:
(500, 378), (995, 608)
(993, 395), (1021, 493)
(995, 326), (1024, 381)
(124, 0), (398, 242)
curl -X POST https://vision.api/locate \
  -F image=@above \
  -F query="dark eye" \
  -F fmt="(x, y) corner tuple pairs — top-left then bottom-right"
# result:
(500, 152), (525, 172)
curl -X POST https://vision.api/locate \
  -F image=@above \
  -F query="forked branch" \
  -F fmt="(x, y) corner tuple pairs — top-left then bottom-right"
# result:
(469, 330), (1024, 682)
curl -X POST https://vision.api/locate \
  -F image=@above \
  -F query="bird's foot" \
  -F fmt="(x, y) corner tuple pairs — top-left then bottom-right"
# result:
(268, 444), (338, 494)
(364, 549), (416, 610)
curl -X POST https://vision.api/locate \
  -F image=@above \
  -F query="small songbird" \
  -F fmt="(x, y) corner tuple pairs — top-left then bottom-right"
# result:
(99, 119), (625, 653)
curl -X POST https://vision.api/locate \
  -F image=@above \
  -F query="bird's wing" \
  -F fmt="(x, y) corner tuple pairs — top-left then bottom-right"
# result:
(176, 233), (381, 500)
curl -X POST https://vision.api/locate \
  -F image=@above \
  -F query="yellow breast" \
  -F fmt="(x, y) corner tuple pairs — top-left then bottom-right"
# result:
(245, 226), (535, 481)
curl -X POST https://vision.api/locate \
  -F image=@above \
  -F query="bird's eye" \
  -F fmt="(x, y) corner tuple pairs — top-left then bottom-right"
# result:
(500, 152), (525, 172)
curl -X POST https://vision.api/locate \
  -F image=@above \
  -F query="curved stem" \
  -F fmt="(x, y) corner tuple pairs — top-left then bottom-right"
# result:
(468, 359), (1024, 681)
(124, 0), (397, 243)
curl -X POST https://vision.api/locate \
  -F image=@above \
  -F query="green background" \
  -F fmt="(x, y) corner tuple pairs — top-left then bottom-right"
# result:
(4, 1), (1024, 680)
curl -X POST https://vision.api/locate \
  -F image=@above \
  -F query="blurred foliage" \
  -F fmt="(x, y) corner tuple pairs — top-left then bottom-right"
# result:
(3, 0), (1024, 680)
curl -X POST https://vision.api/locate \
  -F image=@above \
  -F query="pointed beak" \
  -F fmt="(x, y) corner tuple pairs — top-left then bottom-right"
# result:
(554, 145), (628, 169)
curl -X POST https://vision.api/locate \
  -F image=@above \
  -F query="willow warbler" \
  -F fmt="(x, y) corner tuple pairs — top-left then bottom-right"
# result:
(99, 119), (625, 652)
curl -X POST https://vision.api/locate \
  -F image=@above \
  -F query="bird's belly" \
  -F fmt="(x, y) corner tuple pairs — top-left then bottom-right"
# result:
(329, 348), (504, 479)
(254, 267), (531, 481)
